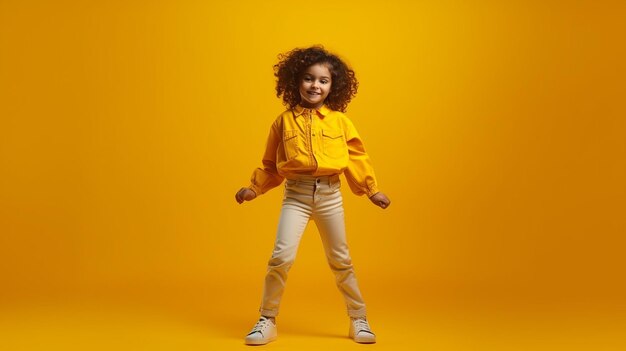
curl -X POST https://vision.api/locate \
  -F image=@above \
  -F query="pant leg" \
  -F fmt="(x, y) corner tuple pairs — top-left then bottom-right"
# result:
(259, 181), (313, 317)
(312, 180), (368, 318)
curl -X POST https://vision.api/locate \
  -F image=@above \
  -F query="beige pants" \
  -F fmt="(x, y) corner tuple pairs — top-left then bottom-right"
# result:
(259, 174), (368, 318)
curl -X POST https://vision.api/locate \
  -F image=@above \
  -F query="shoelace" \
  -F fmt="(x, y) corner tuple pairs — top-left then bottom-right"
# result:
(353, 318), (372, 333)
(250, 318), (270, 334)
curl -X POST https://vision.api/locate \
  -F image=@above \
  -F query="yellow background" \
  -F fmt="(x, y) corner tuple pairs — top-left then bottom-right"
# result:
(1, 0), (625, 350)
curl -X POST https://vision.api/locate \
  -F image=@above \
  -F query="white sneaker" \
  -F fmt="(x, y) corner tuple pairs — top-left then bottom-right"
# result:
(349, 317), (376, 343)
(245, 316), (277, 345)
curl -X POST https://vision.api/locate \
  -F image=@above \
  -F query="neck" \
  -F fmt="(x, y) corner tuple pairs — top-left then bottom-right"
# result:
(300, 102), (323, 109)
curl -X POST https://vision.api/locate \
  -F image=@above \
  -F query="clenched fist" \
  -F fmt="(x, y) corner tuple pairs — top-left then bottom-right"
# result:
(369, 192), (391, 209)
(235, 187), (257, 204)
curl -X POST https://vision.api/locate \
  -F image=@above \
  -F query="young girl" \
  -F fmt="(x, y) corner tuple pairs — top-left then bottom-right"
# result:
(235, 46), (391, 345)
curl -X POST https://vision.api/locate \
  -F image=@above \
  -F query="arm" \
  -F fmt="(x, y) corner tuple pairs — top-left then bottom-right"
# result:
(235, 119), (285, 204)
(343, 117), (391, 209)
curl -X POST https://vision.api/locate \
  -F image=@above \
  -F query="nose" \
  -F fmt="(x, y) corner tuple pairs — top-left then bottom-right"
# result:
(311, 80), (319, 89)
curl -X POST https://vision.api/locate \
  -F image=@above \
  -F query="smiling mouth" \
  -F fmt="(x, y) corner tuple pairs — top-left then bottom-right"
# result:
(307, 91), (321, 95)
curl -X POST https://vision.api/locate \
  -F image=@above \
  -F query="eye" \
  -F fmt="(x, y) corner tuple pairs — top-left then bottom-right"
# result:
(303, 76), (312, 82)
(321, 80), (329, 84)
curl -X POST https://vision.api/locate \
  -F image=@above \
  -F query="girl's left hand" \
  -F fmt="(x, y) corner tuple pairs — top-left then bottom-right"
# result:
(369, 192), (391, 209)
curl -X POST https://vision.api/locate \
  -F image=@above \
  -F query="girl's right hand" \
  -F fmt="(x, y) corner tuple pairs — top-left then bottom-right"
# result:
(369, 192), (391, 209)
(235, 187), (257, 204)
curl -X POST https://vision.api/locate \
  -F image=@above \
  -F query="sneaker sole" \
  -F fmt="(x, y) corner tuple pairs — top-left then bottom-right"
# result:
(350, 330), (376, 344)
(354, 337), (376, 344)
(245, 335), (277, 345)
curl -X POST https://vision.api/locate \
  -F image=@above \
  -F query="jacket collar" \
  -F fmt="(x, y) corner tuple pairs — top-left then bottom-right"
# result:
(293, 104), (331, 118)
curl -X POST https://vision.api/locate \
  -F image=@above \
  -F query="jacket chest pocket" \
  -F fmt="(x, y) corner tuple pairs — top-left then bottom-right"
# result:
(322, 129), (347, 158)
(283, 130), (299, 160)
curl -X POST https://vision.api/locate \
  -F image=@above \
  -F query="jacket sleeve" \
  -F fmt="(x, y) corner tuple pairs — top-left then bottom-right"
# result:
(248, 119), (285, 195)
(342, 117), (380, 197)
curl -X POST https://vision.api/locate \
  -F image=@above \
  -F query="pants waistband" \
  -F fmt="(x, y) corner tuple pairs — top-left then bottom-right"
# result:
(285, 174), (341, 186)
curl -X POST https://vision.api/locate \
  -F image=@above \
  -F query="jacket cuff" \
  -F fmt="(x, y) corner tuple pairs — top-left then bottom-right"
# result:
(366, 185), (379, 198)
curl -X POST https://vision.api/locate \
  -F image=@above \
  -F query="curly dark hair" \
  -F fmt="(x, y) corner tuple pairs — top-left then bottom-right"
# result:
(274, 46), (358, 112)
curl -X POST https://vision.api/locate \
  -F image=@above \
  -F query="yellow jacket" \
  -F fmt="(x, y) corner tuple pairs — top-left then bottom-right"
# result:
(249, 105), (379, 197)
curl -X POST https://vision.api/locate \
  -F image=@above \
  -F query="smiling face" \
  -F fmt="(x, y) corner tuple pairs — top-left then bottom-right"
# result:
(299, 63), (332, 109)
